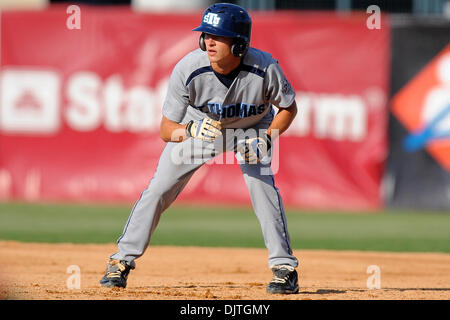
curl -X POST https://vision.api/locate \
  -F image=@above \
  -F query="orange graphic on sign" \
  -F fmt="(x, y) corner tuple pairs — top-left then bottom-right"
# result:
(391, 44), (450, 171)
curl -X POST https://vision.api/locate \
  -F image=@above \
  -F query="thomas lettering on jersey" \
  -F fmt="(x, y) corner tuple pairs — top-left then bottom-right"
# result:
(193, 102), (266, 119)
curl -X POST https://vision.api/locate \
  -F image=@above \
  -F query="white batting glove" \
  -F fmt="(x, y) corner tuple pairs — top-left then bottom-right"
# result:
(186, 118), (222, 142)
(236, 133), (272, 164)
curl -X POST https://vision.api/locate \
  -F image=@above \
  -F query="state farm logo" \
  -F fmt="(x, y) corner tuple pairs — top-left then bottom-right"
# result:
(392, 44), (450, 170)
(0, 68), (380, 143)
(0, 68), (166, 135)
(0, 69), (60, 134)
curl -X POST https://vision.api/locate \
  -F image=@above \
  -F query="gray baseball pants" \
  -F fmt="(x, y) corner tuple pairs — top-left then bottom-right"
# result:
(110, 123), (298, 269)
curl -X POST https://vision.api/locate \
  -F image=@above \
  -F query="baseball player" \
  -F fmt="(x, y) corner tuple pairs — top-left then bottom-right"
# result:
(100, 3), (299, 294)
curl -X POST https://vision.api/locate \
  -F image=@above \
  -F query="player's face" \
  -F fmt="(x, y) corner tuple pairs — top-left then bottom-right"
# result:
(204, 33), (235, 64)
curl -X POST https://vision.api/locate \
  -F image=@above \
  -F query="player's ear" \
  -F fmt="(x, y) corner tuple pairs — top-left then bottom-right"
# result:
(199, 33), (206, 51)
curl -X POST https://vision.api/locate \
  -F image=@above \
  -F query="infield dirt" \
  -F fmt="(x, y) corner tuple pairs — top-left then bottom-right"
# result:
(1, 241), (449, 300)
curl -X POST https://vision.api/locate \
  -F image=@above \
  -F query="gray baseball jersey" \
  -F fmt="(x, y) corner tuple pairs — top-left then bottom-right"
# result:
(163, 47), (296, 128)
(110, 47), (298, 269)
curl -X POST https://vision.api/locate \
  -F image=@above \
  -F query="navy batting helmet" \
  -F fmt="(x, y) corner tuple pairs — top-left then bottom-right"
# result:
(193, 3), (252, 57)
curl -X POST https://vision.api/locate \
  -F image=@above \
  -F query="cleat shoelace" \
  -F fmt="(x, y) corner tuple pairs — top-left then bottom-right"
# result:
(271, 265), (295, 284)
(105, 260), (127, 279)
(271, 275), (290, 284)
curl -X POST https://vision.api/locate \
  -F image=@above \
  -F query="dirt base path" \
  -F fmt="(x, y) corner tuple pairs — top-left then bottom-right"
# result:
(1, 241), (449, 300)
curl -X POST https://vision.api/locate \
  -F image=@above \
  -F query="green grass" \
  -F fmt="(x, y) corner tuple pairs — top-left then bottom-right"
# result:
(0, 201), (449, 253)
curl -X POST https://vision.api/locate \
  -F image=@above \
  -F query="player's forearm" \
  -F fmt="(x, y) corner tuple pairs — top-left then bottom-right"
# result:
(160, 116), (188, 143)
(266, 101), (297, 139)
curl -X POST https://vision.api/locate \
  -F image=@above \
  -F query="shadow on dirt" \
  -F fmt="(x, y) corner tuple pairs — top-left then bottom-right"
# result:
(385, 288), (450, 292)
(299, 287), (450, 295)
(300, 289), (347, 294)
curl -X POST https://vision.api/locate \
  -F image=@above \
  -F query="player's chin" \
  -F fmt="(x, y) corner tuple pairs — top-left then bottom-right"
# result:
(207, 54), (220, 63)
(208, 55), (231, 66)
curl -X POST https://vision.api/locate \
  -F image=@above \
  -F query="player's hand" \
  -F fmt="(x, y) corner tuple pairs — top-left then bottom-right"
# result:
(186, 118), (222, 142)
(236, 133), (272, 164)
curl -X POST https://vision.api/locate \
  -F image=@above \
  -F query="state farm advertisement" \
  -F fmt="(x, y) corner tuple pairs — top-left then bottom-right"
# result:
(0, 6), (390, 210)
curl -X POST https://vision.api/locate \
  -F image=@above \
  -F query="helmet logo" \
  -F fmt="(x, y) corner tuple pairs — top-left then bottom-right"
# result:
(203, 13), (221, 27)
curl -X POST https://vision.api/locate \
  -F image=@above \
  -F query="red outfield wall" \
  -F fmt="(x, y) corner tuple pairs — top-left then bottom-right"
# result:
(0, 6), (390, 210)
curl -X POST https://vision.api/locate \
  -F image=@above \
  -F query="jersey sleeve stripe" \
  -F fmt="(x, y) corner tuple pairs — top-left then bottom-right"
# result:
(185, 64), (265, 87)
(185, 66), (214, 86)
(241, 64), (265, 78)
